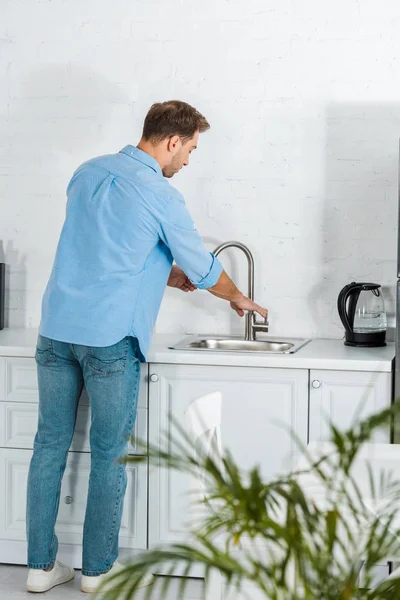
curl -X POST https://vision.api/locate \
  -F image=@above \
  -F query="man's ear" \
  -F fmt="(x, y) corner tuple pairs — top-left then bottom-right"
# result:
(167, 135), (181, 152)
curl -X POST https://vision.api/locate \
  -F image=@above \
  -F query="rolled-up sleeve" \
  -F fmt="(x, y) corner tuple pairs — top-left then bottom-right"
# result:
(158, 191), (223, 289)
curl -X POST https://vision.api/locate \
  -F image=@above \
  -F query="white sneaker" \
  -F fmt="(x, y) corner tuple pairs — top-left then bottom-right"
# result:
(26, 559), (75, 593)
(81, 559), (154, 593)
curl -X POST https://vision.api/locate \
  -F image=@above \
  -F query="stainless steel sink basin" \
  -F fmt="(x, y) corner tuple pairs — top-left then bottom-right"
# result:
(169, 335), (310, 354)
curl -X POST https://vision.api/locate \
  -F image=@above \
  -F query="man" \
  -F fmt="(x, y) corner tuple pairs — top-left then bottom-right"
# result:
(25, 100), (267, 593)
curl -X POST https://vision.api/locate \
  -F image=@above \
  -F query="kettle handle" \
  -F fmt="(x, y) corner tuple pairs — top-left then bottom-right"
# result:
(337, 282), (363, 333)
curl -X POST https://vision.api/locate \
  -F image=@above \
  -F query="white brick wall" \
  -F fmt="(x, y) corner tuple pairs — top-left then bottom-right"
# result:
(0, 0), (398, 340)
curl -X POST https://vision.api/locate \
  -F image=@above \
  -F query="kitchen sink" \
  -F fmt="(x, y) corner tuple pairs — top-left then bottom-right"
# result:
(169, 335), (311, 354)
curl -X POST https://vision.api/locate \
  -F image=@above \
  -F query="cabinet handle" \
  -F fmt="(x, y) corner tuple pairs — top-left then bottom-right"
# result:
(150, 373), (159, 383)
(64, 496), (73, 504)
(311, 380), (321, 389)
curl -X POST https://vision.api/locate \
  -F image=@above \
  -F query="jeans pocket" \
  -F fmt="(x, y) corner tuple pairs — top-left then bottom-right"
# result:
(88, 338), (129, 375)
(35, 335), (56, 365)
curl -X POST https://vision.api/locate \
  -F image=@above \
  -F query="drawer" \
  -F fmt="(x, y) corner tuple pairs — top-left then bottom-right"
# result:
(0, 357), (148, 408)
(0, 402), (148, 455)
(0, 358), (39, 403)
(0, 448), (148, 549)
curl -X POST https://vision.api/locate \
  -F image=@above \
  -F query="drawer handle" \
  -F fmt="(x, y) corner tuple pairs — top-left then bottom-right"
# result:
(64, 496), (73, 505)
(150, 374), (159, 383)
(311, 380), (321, 389)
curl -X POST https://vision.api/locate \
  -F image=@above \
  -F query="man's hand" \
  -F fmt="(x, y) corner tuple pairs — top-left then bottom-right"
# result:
(167, 265), (197, 292)
(230, 294), (268, 319)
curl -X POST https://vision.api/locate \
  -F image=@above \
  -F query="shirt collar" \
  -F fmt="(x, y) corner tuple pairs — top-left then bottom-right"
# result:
(119, 145), (162, 176)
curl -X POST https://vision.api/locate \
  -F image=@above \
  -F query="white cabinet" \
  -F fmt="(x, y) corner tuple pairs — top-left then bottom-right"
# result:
(0, 346), (394, 579)
(0, 357), (148, 453)
(0, 400), (147, 454)
(148, 363), (309, 550)
(309, 370), (392, 443)
(0, 357), (40, 403)
(0, 448), (148, 567)
(0, 356), (149, 568)
(308, 369), (393, 588)
(0, 356), (148, 407)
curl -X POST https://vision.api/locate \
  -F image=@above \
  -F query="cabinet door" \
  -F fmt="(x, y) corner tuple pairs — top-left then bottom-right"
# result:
(0, 364), (148, 454)
(309, 370), (392, 443)
(0, 357), (38, 403)
(0, 448), (148, 565)
(0, 402), (147, 455)
(0, 357), (148, 408)
(148, 363), (308, 548)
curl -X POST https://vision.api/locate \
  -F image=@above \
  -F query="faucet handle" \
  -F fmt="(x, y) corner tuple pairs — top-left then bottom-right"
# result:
(252, 312), (269, 333)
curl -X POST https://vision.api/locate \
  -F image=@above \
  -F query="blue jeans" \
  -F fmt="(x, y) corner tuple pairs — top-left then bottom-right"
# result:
(26, 335), (141, 576)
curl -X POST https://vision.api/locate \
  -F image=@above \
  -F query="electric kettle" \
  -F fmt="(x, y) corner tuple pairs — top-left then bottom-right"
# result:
(337, 282), (387, 347)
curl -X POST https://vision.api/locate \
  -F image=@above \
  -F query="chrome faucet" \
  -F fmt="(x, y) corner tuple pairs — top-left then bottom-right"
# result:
(213, 241), (269, 341)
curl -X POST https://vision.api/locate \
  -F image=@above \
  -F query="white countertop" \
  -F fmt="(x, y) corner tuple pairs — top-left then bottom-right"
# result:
(0, 328), (395, 372)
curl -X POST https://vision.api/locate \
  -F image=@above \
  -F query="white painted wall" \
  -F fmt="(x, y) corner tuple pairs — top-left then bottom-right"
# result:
(0, 0), (398, 341)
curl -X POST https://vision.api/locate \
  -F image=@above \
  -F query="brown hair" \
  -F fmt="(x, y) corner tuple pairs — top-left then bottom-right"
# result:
(142, 100), (210, 143)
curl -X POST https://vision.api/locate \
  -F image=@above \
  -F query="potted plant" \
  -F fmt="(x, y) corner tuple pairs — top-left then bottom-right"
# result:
(96, 402), (400, 599)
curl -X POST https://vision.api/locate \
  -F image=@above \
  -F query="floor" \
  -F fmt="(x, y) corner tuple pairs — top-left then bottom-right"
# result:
(0, 565), (204, 599)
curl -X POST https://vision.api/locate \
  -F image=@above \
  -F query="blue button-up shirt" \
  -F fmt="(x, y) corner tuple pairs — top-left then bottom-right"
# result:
(39, 146), (223, 360)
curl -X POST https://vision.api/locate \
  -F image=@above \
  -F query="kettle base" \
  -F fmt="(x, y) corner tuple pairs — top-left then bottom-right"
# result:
(344, 330), (386, 348)
(344, 340), (386, 348)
